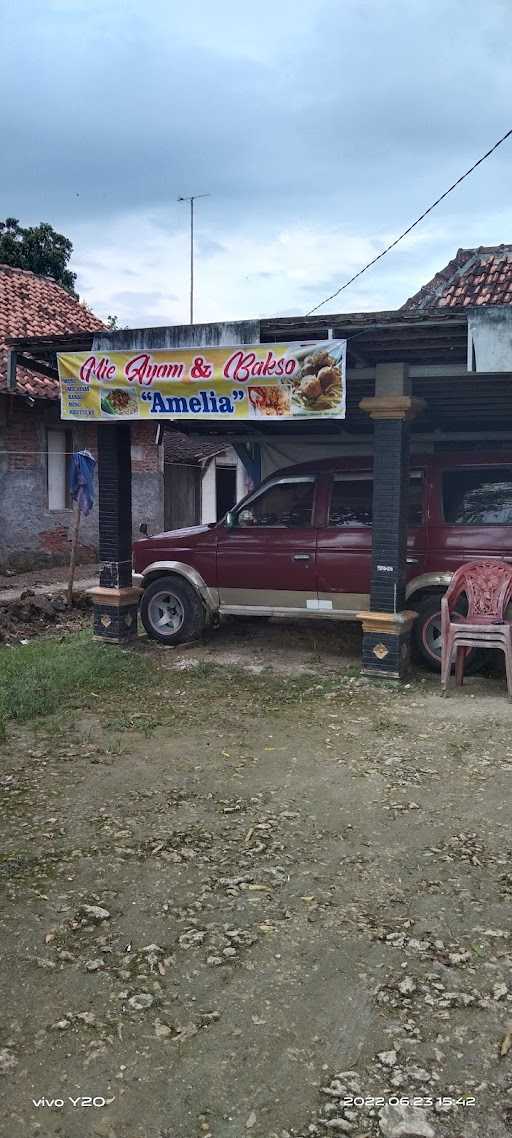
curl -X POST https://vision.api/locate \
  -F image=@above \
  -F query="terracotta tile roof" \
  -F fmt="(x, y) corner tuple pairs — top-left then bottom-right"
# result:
(0, 264), (104, 399)
(164, 430), (228, 465)
(402, 244), (512, 312)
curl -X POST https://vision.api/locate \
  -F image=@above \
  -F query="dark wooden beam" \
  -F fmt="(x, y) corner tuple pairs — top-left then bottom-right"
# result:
(6, 349), (17, 390)
(6, 332), (95, 351)
(348, 346), (370, 367)
(16, 354), (59, 381)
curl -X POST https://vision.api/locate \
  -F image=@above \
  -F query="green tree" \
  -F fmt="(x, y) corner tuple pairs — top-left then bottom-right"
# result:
(0, 217), (77, 293)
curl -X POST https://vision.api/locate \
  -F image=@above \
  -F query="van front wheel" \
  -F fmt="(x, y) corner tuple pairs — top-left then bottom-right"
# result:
(140, 576), (204, 645)
(413, 594), (482, 674)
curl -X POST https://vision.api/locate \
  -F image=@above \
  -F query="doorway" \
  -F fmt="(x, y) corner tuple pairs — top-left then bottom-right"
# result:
(216, 465), (237, 520)
(164, 463), (201, 530)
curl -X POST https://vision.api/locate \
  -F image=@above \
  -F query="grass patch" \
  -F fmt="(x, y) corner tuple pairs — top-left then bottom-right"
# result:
(0, 636), (361, 742)
(0, 631), (153, 737)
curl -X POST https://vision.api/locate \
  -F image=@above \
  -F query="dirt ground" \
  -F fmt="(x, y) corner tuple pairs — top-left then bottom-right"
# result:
(2, 619), (512, 1138)
(0, 563), (96, 645)
(0, 564), (98, 594)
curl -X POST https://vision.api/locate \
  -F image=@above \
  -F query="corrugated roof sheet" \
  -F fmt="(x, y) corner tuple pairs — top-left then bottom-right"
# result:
(402, 244), (512, 312)
(0, 264), (104, 398)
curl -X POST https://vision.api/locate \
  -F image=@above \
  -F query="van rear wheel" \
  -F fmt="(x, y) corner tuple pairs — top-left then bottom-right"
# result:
(413, 594), (482, 674)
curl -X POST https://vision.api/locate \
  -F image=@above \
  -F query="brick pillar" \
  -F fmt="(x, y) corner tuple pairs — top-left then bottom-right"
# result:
(358, 390), (425, 680)
(91, 424), (140, 642)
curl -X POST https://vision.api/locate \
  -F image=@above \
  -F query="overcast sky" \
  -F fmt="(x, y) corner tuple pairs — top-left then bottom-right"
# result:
(2, 0), (512, 326)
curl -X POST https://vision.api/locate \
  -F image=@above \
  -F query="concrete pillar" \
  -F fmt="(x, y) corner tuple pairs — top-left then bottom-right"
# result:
(201, 460), (217, 524)
(358, 363), (425, 679)
(374, 361), (410, 397)
(235, 455), (247, 502)
(91, 424), (140, 641)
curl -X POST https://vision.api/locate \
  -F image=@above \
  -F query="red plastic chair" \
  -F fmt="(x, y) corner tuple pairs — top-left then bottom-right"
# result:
(441, 560), (512, 696)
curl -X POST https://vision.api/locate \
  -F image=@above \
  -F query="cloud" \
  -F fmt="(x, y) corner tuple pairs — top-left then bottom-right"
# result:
(1, 0), (512, 323)
(66, 209), (452, 325)
(70, 197), (512, 327)
(71, 209), (387, 323)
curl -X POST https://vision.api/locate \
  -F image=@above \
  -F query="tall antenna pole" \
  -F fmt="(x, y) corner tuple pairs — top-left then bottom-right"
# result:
(178, 193), (210, 325)
(189, 196), (194, 325)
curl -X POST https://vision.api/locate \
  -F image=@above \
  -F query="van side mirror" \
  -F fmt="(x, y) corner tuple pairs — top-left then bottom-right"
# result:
(225, 511), (236, 529)
(139, 522), (148, 536)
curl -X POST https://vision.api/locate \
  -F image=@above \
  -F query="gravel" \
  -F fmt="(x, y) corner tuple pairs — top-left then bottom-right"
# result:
(2, 624), (512, 1137)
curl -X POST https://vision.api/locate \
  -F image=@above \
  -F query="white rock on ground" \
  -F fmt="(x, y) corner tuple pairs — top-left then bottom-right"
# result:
(377, 1049), (399, 1067)
(0, 1048), (17, 1073)
(127, 993), (154, 1010)
(81, 904), (110, 922)
(398, 976), (416, 994)
(379, 1102), (435, 1138)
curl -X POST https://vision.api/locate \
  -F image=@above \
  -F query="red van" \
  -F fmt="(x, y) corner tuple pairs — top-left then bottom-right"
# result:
(132, 453), (512, 669)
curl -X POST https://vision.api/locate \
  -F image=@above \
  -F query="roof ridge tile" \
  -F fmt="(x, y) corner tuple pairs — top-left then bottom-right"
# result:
(402, 244), (512, 312)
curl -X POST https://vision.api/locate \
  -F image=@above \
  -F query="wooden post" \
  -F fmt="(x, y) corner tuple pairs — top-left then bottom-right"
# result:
(6, 349), (17, 391)
(67, 503), (82, 605)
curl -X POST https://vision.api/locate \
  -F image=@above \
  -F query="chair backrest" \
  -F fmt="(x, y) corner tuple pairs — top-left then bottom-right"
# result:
(446, 560), (512, 620)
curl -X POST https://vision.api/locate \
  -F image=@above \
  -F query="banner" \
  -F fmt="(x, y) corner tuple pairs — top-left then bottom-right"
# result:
(57, 340), (346, 422)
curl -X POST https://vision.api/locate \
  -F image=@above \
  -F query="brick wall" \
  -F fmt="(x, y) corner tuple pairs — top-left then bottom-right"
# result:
(6, 404), (41, 470)
(0, 399), (164, 572)
(131, 422), (161, 472)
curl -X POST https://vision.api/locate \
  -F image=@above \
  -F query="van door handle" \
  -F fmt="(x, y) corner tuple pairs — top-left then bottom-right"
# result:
(293, 552), (312, 561)
(407, 557), (419, 564)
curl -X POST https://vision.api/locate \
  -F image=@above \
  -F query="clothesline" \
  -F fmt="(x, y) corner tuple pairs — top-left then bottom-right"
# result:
(0, 448), (209, 469)
(0, 449), (139, 455)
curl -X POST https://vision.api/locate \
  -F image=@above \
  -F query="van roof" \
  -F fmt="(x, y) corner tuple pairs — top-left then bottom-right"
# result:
(262, 452), (512, 481)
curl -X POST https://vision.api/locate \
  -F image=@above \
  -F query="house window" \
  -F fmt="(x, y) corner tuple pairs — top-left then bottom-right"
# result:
(47, 428), (72, 510)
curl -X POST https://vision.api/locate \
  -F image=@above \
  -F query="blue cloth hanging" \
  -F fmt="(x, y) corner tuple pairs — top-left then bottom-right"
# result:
(69, 450), (96, 516)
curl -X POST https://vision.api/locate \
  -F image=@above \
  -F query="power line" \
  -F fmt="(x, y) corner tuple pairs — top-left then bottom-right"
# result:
(305, 125), (512, 317)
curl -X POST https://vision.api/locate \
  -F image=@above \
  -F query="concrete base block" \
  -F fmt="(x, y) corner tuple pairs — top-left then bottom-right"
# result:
(358, 609), (417, 680)
(91, 586), (140, 643)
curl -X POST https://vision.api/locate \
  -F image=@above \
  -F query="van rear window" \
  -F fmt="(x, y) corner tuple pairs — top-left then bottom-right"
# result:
(443, 467), (512, 525)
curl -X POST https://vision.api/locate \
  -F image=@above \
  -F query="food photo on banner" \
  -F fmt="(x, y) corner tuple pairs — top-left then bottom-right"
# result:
(57, 340), (347, 423)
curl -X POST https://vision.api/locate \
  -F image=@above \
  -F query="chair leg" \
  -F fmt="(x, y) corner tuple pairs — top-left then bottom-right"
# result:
(455, 645), (466, 687)
(503, 633), (512, 700)
(441, 632), (453, 692)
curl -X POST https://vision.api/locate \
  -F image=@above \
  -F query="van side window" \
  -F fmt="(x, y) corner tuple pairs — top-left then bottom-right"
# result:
(443, 467), (512, 525)
(237, 478), (315, 528)
(328, 474), (424, 527)
(329, 479), (373, 527)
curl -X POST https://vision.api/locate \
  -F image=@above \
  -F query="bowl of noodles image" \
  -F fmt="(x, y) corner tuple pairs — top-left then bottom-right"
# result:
(248, 384), (292, 418)
(101, 389), (138, 417)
